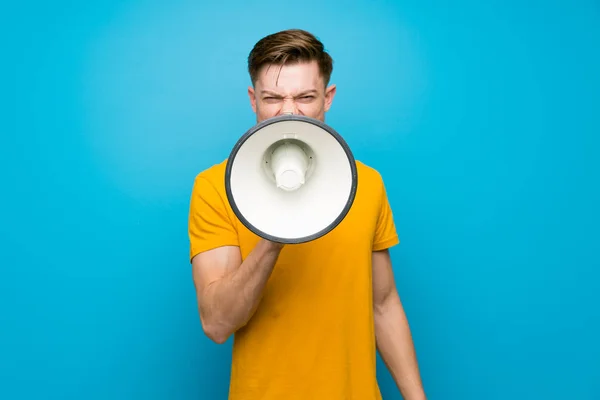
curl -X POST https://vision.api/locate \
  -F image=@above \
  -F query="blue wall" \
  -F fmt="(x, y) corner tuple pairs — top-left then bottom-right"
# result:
(2, 1), (599, 399)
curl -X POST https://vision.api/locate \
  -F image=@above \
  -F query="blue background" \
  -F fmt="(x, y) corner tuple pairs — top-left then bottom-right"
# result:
(2, 1), (599, 399)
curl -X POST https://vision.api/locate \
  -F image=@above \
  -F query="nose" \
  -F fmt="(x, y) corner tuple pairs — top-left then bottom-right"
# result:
(280, 98), (298, 115)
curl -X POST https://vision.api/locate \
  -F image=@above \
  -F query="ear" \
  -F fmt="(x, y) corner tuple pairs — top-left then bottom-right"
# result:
(324, 84), (336, 112)
(248, 86), (257, 113)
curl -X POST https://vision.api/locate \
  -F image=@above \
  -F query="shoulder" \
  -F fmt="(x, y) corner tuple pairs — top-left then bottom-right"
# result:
(195, 158), (228, 182)
(355, 160), (385, 188)
(193, 159), (228, 190)
(189, 159), (231, 206)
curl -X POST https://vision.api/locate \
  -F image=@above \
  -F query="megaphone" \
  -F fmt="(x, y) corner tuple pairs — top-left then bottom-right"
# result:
(225, 114), (358, 244)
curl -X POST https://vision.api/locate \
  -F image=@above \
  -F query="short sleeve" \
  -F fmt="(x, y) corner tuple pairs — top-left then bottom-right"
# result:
(188, 174), (239, 262)
(372, 177), (399, 251)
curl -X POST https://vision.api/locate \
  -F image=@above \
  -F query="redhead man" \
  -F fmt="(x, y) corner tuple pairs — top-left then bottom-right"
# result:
(188, 28), (427, 400)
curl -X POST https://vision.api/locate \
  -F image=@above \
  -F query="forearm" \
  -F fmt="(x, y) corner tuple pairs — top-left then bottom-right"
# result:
(374, 295), (426, 400)
(202, 240), (283, 342)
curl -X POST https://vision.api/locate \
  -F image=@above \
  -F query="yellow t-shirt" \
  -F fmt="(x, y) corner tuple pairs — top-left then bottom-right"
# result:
(188, 158), (399, 400)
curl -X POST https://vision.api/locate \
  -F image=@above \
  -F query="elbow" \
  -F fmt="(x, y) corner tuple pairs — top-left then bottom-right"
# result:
(207, 331), (229, 345)
(201, 320), (231, 345)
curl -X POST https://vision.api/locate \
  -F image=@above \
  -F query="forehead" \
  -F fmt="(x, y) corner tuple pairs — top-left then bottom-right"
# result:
(255, 61), (324, 93)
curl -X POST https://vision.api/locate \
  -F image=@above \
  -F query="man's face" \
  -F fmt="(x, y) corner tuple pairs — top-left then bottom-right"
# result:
(248, 60), (336, 123)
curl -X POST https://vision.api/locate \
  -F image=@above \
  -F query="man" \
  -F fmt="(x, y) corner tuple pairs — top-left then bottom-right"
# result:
(188, 29), (426, 400)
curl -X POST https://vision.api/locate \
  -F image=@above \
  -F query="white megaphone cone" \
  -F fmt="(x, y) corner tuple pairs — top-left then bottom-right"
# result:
(225, 114), (358, 244)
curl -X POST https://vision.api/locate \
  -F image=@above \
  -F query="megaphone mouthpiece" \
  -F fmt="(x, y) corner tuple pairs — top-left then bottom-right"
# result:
(270, 141), (309, 191)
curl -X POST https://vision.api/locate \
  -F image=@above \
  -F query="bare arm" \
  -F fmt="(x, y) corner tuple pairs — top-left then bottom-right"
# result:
(372, 249), (426, 400)
(192, 239), (284, 344)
